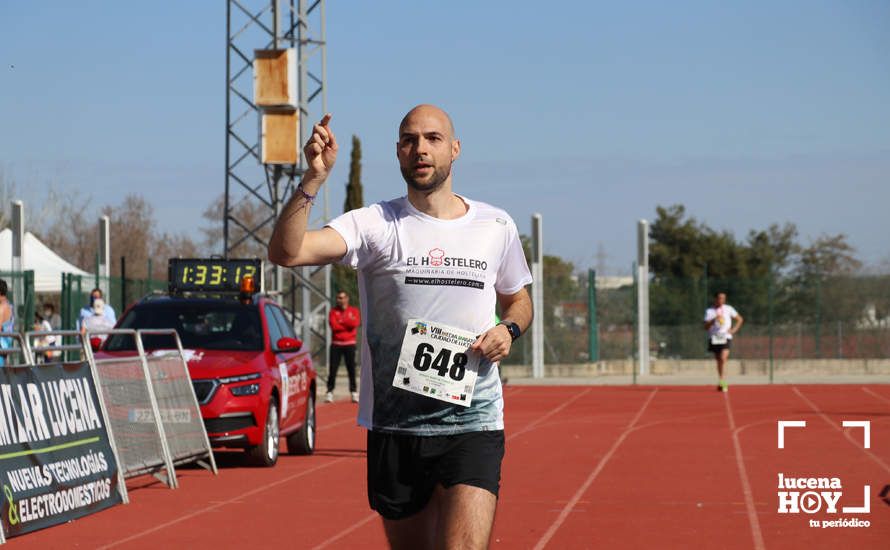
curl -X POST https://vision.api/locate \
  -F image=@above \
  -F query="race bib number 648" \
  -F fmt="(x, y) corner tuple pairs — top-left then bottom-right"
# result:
(393, 319), (482, 407)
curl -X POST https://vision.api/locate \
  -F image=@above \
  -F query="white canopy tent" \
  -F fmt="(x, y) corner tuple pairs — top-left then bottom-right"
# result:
(0, 228), (93, 293)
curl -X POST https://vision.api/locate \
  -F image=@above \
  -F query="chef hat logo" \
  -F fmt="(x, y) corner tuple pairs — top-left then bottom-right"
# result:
(428, 248), (445, 266)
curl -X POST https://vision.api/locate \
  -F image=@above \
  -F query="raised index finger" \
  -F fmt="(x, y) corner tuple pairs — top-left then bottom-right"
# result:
(320, 113), (332, 127)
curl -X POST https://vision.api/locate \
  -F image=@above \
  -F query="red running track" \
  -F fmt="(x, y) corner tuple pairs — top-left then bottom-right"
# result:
(8, 385), (890, 549)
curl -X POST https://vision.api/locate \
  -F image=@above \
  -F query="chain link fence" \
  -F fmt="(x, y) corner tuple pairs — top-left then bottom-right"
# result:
(8, 265), (890, 379)
(648, 274), (890, 360)
(504, 270), (890, 377)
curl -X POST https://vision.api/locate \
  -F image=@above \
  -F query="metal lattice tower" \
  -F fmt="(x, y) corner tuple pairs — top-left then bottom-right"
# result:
(225, 0), (331, 366)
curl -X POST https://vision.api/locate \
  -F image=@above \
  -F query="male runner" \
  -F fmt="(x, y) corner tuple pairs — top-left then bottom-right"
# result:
(703, 291), (744, 392)
(269, 105), (532, 549)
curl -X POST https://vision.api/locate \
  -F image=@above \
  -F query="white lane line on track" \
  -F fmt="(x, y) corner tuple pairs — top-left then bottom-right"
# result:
(724, 393), (766, 550)
(322, 416), (358, 429)
(862, 386), (890, 406)
(97, 458), (349, 549)
(312, 511), (379, 550)
(533, 388), (658, 550)
(793, 387), (890, 475)
(506, 388), (593, 442)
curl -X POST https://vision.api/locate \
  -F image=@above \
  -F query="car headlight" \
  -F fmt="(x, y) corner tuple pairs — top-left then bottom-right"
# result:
(230, 383), (260, 396)
(218, 372), (261, 384)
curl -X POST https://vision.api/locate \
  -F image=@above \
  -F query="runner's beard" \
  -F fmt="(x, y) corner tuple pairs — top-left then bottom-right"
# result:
(401, 161), (452, 193)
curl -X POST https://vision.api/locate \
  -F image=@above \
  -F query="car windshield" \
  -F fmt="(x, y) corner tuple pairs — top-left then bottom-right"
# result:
(105, 302), (264, 351)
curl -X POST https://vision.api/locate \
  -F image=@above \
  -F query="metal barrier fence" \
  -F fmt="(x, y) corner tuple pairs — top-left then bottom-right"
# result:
(133, 330), (216, 470)
(0, 332), (34, 366)
(25, 329), (216, 487)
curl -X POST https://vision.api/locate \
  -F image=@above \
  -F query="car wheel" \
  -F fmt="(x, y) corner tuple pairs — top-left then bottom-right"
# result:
(248, 399), (280, 466)
(287, 393), (315, 455)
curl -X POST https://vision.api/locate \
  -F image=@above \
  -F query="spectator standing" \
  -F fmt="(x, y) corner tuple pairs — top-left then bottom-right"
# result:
(32, 313), (58, 363)
(82, 299), (115, 342)
(327, 291), (361, 403)
(78, 288), (116, 330)
(42, 303), (62, 330)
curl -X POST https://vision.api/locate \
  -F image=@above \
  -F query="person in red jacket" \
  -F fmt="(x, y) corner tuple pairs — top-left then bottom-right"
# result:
(327, 291), (361, 402)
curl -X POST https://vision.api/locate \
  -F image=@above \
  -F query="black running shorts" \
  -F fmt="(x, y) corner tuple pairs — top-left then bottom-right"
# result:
(366, 429), (505, 520)
(708, 339), (732, 353)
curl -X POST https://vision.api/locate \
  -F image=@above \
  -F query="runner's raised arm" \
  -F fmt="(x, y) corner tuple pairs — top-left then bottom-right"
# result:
(268, 114), (348, 267)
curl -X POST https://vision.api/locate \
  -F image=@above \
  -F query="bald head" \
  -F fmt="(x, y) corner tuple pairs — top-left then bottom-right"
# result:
(399, 104), (456, 140)
(396, 104), (461, 193)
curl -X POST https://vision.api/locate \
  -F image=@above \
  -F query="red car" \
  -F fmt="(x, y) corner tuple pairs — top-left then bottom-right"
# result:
(98, 292), (317, 466)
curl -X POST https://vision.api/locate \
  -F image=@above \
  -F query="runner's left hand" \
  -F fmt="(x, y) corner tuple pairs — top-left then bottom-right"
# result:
(471, 325), (512, 363)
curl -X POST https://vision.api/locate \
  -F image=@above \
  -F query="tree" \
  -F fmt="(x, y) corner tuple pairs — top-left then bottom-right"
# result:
(103, 194), (156, 279)
(784, 234), (863, 323)
(151, 233), (200, 278)
(35, 190), (200, 280)
(795, 234), (861, 278)
(343, 135), (363, 212)
(332, 136), (364, 301)
(201, 194), (270, 260)
(33, 187), (95, 271)
(649, 205), (750, 328)
(743, 223), (798, 276)
(0, 169), (18, 229)
(649, 204), (756, 279)
(647, 203), (873, 358)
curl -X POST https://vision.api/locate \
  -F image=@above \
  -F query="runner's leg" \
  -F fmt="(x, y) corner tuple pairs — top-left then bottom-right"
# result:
(717, 348), (729, 379)
(435, 483), (497, 550)
(382, 501), (439, 550)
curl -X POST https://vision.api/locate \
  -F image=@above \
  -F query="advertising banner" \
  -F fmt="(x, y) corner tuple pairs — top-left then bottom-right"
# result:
(0, 362), (122, 538)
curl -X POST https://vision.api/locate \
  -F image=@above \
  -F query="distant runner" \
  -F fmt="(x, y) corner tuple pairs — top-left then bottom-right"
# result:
(704, 291), (744, 392)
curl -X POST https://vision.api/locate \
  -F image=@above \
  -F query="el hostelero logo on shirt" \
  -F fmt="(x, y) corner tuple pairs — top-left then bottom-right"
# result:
(404, 248), (487, 290)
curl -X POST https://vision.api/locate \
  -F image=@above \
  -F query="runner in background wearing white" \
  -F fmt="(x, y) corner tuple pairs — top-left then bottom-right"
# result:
(703, 292), (744, 392)
(269, 105), (533, 550)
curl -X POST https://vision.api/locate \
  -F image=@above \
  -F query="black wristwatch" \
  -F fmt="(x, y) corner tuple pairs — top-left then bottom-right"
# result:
(499, 321), (521, 342)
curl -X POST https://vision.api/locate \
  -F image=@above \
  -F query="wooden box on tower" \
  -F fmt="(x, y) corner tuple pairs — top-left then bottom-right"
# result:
(260, 110), (300, 165)
(253, 48), (296, 108)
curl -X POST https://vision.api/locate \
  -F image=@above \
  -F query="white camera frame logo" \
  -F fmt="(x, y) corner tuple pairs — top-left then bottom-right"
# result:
(776, 420), (870, 514)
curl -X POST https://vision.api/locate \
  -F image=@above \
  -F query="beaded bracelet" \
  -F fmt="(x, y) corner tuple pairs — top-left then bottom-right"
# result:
(297, 184), (317, 204)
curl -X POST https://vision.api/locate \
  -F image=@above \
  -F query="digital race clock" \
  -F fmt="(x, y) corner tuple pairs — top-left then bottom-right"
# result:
(168, 258), (264, 294)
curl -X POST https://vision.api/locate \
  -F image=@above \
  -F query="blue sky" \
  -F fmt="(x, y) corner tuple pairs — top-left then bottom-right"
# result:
(2, 1), (888, 274)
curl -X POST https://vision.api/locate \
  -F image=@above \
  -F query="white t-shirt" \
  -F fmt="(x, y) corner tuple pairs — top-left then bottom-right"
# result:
(327, 195), (532, 435)
(34, 320), (60, 360)
(704, 305), (739, 339)
(83, 314), (115, 342)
